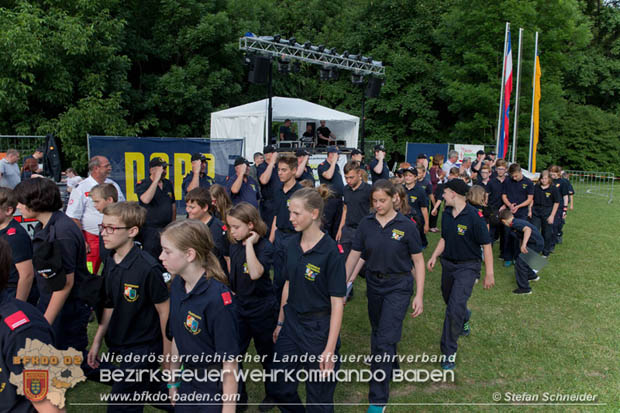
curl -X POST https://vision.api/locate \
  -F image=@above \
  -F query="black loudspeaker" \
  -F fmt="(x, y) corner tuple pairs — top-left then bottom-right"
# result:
(365, 77), (383, 98)
(248, 56), (271, 84)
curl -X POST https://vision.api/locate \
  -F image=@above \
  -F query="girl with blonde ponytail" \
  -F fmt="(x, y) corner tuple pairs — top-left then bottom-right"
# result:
(159, 219), (238, 412)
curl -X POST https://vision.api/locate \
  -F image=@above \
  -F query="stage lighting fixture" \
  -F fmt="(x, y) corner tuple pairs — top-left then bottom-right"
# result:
(342, 51), (349, 58)
(278, 58), (290, 74)
(351, 73), (364, 84)
(289, 37), (296, 46)
(304, 42), (312, 49)
(291, 61), (301, 73)
(349, 54), (358, 60)
(318, 45), (325, 53)
(320, 66), (330, 81)
(274, 34), (281, 43)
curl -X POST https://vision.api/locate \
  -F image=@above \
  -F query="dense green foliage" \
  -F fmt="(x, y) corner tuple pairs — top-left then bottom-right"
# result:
(0, 0), (618, 173)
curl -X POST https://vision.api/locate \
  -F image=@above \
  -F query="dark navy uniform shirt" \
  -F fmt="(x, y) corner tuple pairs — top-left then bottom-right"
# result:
(415, 180), (432, 197)
(136, 177), (176, 228)
(0, 219), (32, 288)
(257, 163), (281, 202)
(509, 218), (544, 251)
(343, 182), (372, 228)
(32, 211), (88, 301)
(533, 184), (560, 217)
(228, 237), (275, 306)
(317, 161), (344, 197)
(369, 159), (390, 183)
(502, 176), (534, 218)
(405, 184), (429, 225)
(182, 172), (214, 197)
(0, 291), (55, 413)
(441, 204), (492, 262)
(352, 212), (423, 274)
(554, 178), (570, 209)
(169, 276), (240, 369)
(487, 176), (506, 210)
(225, 175), (260, 208)
(296, 166), (315, 185)
(206, 216), (230, 275)
(102, 245), (169, 349)
(274, 182), (302, 232)
(284, 233), (346, 314)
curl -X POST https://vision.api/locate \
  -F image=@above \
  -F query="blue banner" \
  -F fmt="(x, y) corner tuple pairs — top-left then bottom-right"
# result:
(88, 136), (244, 211)
(406, 143), (450, 166)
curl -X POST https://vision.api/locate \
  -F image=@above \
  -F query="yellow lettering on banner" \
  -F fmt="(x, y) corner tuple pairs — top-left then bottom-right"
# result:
(125, 152), (145, 201)
(174, 153), (192, 200)
(150, 153), (170, 180)
(205, 153), (215, 179)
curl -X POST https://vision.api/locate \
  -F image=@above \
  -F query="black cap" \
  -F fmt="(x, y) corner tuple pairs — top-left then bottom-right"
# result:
(417, 153), (428, 160)
(374, 144), (386, 152)
(234, 156), (252, 167)
(191, 153), (207, 162)
(295, 148), (310, 157)
(444, 178), (469, 196)
(351, 148), (362, 156)
(396, 168), (405, 175)
(263, 145), (277, 154)
(487, 150), (496, 155)
(402, 166), (417, 176)
(327, 146), (340, 154)
(149, 157), (167, 168)
(477, 150), (485, 156)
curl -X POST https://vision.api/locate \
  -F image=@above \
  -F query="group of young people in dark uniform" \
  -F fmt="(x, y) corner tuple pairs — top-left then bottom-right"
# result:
(0, 146), (574, 413)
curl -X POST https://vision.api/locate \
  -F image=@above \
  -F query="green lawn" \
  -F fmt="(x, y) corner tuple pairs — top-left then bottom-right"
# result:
(65, 195), (620, 412)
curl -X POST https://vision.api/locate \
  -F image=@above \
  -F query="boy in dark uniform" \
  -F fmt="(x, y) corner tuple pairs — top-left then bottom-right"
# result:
(257, 145), (281, 224)
(226, 156), (260, 208)
(427, 179), (495, 370)
(269, 156), (302, 302)
(295, 148), (315, 185)
(0, 238), (60, 413)
(501, 163), (533, 265)
(369, 144), (390, 183)
(402, 167), (429, 247)
(317, 146), (344, 238)
(500, 209), (545, 295)
(337, 161), (372, 258)
(487, 160), (508, 258)
(88, 202), (171, 410)
(0, 188), (34, 302)
(136, 157), (176, 259)
(186, 187), (230, 274)
(549, 166), (570, 245)
(182, 153), (214, 198)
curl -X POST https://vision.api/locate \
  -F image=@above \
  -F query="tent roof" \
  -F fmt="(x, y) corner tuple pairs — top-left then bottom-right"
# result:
(211, 97), (359, 122)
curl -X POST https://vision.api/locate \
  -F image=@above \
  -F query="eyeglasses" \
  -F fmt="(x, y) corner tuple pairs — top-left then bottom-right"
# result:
(98, 224), (131, 234)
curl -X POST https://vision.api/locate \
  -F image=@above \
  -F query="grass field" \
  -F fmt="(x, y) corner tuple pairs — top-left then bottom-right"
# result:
(65, 195), (620, 412)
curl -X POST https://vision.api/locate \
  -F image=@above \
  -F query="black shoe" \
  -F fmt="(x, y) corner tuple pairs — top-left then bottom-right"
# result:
(259, 396), (276, 412)
(512, 288), (532, 295)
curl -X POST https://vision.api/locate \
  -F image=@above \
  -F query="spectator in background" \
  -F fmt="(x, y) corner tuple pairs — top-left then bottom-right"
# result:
(317, 120), (336, 146)
(430, 154), (445, 193)
(21, 158), (41, 181)
(279, 119), (297, 141)
(442, 150), (459, 174)
(460, 157), (472, 179)
(301, 124), (315, 146)
(182, 153), (214, 198)
(0, 149), (21, 189)
(249, 152), (264, 182)
(65, 168), (83, 193)
(22, 147), (44, 173)
(471, 150), (486, 176)
(66, 155), (125, 275)
(370, 144), (390, 183)
(226, 157), (260, 208)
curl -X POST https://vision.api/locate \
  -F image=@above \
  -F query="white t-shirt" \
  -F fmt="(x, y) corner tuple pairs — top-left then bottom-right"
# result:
(442, 159), (459, 174)
(66, 175), (83, 190)
(66, 176), (125, 235)
(0, 159), (21, 188)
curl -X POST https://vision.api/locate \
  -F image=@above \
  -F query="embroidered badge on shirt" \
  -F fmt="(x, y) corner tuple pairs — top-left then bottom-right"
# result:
(478, 210), (484, 218)
(305, 263), (321, 282)
(221, 291), (232, 305)
(4, 310), (30, 330)
(185, 311), (202, 335)
(123, 283), (139, 302)
(391, 229), (404, 241)
(457, 224), (468, 236)
(409, 195), (417, 203)
(545, 192), (551, 198)
(243, 262), (249, 274)
(522, 183), (527, 189)
(7, 227), (16, 235)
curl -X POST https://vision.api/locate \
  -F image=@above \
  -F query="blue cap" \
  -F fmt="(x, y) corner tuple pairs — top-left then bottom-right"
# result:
(327, 146), (340, 154)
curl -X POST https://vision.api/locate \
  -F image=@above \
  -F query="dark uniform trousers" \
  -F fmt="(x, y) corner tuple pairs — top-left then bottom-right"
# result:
(439, 259), (478, 357)
(237, 297), (278, 404)
(339, 225), (356, 258)
(272, 305), (340, 413)
(531, 214), (554, 256)
(322, 197), (343, 240)
(489, 222), (507, 259)
(260, 199), (276, 231)
(175, 366), (222, 413)
(429, 204), (441, 228)
(366, 273), (413, 405)
(514, 241), (543, 291)
(274, 230), (298, 303)
(552, 210), (565, 246)
(107, 340), (172, 413)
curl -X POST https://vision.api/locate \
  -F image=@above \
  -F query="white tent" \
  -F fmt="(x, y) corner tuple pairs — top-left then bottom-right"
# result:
(210, 97), (359, 158)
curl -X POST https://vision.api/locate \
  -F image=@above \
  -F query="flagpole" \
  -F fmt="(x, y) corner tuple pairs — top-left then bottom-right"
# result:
(496, 22), (510, 154)
(528, 32), (539, 171)
(511, 28), (523, 164)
